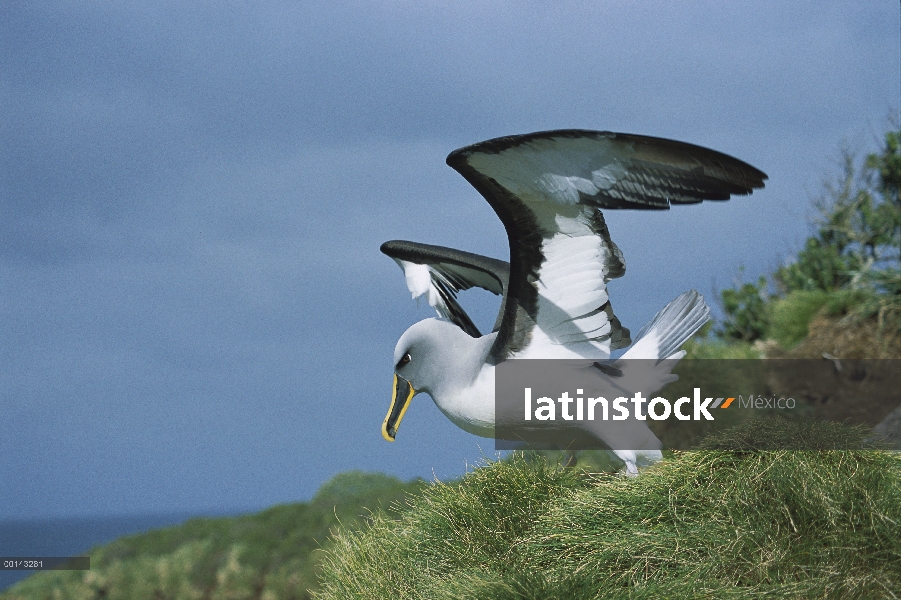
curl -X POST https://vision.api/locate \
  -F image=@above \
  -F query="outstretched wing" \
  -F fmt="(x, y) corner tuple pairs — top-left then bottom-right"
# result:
(381, 240), (510, 337)
(445, 129), (767, 361)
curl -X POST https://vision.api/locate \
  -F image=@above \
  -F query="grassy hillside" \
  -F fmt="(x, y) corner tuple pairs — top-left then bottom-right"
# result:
(1, 472), (424, 600)
(6, 426), (898, 599)
(5, 415), (899, 599)
(318, 423), (901, 599)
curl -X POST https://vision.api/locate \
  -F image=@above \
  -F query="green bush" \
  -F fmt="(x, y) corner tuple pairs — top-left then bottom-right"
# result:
(716, 127), (901, 347)
(716, 275), (770, 342)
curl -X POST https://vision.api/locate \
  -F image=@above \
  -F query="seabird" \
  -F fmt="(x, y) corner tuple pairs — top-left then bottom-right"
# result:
(380, 129), (766, 473)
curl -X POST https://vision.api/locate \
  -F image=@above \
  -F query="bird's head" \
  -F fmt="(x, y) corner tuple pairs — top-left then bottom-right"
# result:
(381, 318), (471, 442)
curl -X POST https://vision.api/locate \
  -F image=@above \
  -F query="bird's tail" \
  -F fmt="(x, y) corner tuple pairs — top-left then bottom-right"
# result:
(622, 290), (710, 361)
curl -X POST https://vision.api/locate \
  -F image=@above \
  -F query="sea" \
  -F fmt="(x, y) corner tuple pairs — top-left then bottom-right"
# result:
(0, 511), (241, 592)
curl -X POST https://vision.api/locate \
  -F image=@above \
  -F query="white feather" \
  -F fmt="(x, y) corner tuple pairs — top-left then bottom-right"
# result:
(513, 207), (618, 359)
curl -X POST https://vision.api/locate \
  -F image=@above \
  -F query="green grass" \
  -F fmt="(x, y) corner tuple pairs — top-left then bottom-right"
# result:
(5, 424), (899, 599)
(766, 290), (833, 348)
(317, 422), (901, 599)
(1, 471), (424, 600)
(681, 337), (762, 360)
(765, 288), (899, 350)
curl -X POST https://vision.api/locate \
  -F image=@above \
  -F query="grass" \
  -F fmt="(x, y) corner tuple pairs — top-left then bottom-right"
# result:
(765, 288), (901, 352)
(5, 426), (899, 599)
(317, 421), (901, 599)
(1, 471), (424, 600)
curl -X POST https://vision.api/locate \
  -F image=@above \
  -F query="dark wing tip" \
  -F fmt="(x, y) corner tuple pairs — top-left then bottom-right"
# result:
(381, 240), (508, 272)
(380, 240), (408, 258)
(619, 132), (768, 193)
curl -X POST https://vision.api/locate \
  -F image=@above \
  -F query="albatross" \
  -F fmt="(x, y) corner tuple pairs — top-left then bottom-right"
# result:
(380, 129), (766, 473)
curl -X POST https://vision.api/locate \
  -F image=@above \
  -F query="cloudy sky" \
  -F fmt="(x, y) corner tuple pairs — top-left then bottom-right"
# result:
(1, 1), (898, 520)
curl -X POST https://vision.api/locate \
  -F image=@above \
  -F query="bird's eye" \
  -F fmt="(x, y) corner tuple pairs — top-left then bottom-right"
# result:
(399, 353), (411, 366)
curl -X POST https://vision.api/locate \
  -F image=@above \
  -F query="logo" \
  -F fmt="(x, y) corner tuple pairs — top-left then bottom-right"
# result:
(522, 387), (739, 422)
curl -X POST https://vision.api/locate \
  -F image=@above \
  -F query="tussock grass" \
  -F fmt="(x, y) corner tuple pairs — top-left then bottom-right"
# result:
(317, 423), (901, 599)
(317, 457), (584, 600)
(767, 291), (834, 349)
(6, 427), (898, 599)
(766, 288), (901, 353)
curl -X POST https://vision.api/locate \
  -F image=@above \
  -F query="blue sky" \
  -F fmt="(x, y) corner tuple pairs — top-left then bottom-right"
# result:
(1, 1), (898, 519)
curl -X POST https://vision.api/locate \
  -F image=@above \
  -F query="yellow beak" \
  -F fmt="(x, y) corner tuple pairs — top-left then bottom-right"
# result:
(382, 374), (416, 441)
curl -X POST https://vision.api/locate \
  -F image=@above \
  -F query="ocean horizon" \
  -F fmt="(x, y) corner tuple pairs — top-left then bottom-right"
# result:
(0, 510), (250, 592)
